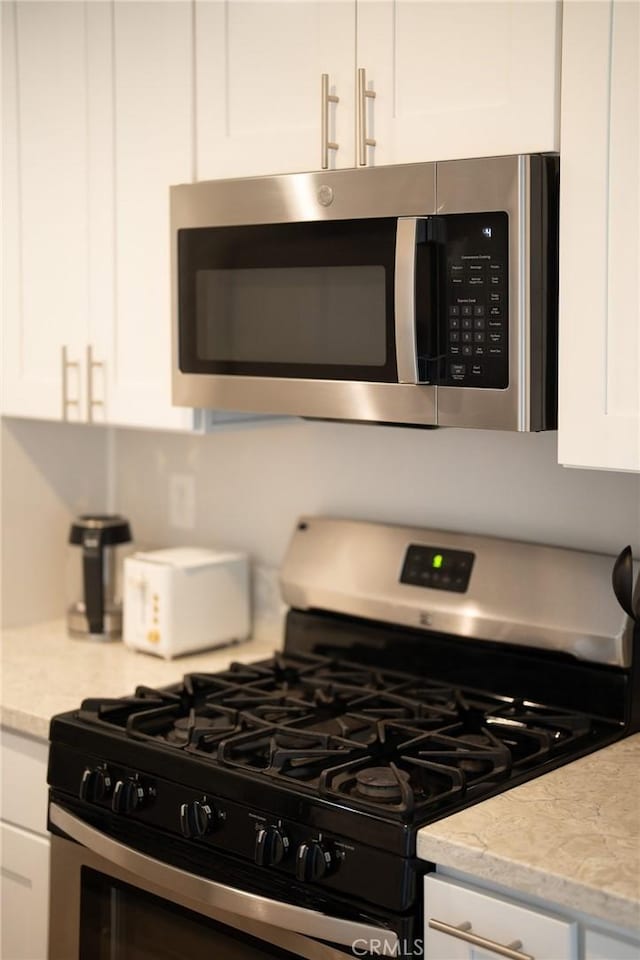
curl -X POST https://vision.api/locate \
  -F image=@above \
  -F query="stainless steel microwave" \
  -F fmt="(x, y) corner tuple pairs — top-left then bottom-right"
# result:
(171, 155), (558, 431)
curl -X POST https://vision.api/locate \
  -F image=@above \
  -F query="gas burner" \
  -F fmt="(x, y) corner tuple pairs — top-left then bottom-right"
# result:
(355, 766), (411, 801)
(217, 725), (362, 784)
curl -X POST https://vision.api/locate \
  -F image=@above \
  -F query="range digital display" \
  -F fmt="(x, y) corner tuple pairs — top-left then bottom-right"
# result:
(400, 544), (475, 593)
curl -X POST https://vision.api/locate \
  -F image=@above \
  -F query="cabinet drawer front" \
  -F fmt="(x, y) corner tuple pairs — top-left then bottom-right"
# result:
(585, 929), (640, 960)
(0, 822), (50, 960)
(0, 728), (48, 834)
(424, 875), (577, 960)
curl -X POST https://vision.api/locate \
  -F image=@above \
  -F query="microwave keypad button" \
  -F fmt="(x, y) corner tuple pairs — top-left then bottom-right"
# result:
(449, 305), (460, 317)
(461, 319), (473, 331)
(450, 363), (466, 378)
(450, 345), (461, 356)
(488, 346), (503, 356)
(468, 263), (484, 272)
(474, 332), (485, 343)
(450, 264), (464, 275)
(449, 331), (460, 343)
(473, 305), (485, 317)
(489, 305), (502, 317)
(489, 262), (502, 272)
(452, 277), (464, 287)
(473, 318), (485, 330)
(449, 318), (460, 330)
(489, 332), (502, 343)
(468, 276), (484, 287)
(488, 319), (502, 329)
(471, 364), (483, 376)
(474, 345), (485, 356)
(461, 305), (473, 317)
(462, 332), (473, 344)
(489, 275), (502, 286)
(462, 345), (473, 356)
(489, 292), (501, 303)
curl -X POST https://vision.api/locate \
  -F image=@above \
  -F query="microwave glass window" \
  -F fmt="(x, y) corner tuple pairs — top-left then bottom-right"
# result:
(178, 217), (399, 382)
(196, 265), (386, 366)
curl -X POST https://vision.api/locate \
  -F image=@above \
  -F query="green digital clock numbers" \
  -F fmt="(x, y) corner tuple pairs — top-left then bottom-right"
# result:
(432, 554), (444, 569)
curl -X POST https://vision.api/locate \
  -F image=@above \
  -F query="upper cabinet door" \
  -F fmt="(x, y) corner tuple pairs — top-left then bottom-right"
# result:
(107, 0), (197, 431)
(356, 0), (561, 166)
(558, 0), (640, 473)
(195, 0), (356, 180)
(2, 1), (89, 422)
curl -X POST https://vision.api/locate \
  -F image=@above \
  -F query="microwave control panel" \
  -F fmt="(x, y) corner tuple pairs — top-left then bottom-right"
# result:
(442, 211), (509, 390)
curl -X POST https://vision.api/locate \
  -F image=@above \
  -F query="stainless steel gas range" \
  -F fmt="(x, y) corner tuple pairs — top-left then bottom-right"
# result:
(47, 518), (639, 959)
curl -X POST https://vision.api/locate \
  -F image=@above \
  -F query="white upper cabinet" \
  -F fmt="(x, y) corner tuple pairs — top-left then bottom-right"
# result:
(195, 0), (356, 179)
(356, 0), (561, 167)
(106, 0), (198, 431)
(2, 1), (89, 422)
(558, 0), (640, 473)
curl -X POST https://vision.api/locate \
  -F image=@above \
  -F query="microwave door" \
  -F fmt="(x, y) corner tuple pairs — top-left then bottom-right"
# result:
(174, 217), (438, 426)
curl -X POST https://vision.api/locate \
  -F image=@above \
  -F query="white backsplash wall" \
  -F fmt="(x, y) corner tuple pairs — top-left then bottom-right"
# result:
(113, 420), (640, 571)
(1, 418), (109, 627)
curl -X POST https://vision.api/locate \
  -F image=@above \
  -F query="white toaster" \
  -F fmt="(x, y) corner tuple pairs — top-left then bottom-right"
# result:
(123, 547), (250, 658)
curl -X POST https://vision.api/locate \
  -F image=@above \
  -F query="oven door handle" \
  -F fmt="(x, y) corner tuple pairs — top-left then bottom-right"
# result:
(49, 803), (399, 956)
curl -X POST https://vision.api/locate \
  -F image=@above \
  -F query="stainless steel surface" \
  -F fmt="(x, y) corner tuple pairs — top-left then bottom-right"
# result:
(394, 218), (421, 385)
(61, 346), (80, 421)
(49, 804), (398, 957)
(49, 832), (359, 960)
(86, 344), (104, 424)
(171, 156), (550, 430)
(428, 919), (534, 960)
(356, 68), (376, 166)
(66, 603), (122, 641)
(171, 162), (436, 423)
(435, 155), (531, 431)
(279, 517), (633, 667)
(320, 73), (339, 170)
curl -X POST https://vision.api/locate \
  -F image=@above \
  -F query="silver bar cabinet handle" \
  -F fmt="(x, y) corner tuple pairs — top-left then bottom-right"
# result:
(428, 918), (535, 960)
(357, 67), (376, 166)
(86, 344), (104, 423)
(61, 346), (80, 421)
(320, 74), (339, 170)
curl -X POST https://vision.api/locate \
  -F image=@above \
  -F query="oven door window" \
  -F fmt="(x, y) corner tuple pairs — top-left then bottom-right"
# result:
(178, 218), (398, 382)
(79, 868), (307, 960)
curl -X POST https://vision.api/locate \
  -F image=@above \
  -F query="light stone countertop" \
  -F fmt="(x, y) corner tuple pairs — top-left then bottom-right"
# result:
(417, 734), (640, 933)
(1, 617), (284, 740)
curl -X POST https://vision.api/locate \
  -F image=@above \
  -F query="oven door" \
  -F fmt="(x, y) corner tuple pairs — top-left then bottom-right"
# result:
(49, 804), (400, 960)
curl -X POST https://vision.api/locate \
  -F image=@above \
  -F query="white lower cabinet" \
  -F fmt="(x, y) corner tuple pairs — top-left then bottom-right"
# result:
(584, 930), (640, 960)
(1, 730), (50, 960)
(0, 822), (50, 960)
(424, 875), (577, 960)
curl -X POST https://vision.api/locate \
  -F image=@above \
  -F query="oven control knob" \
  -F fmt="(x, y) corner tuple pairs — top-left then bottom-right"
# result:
(79, 766), (113, 803)
(180, 800), (215, 839)
(254, 825), (289, 867)
(111, 777), (147, 815)
(295, 841), (333, 883)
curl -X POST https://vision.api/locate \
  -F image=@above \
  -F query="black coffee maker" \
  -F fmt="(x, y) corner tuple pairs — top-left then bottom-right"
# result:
(67, 515), (132, 640)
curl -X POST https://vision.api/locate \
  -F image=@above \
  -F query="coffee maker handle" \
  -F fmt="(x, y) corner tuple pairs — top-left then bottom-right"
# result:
(82, 528), (105, 635)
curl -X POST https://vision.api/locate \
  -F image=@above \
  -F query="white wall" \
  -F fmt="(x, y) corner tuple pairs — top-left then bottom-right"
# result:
(113, 420), (640, 567)
(1, 417), (109, 626)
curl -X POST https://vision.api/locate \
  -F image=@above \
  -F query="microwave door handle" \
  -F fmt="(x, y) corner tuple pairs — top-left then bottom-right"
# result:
(49, 803), (399, 956)
(394, 217), (420, 384)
